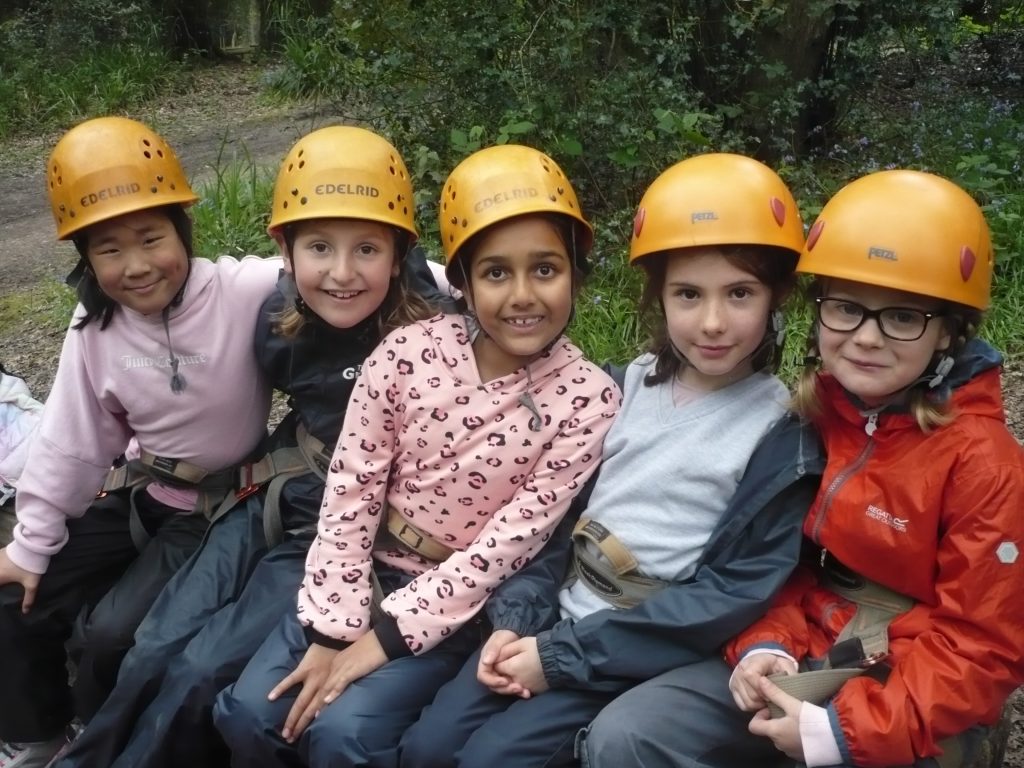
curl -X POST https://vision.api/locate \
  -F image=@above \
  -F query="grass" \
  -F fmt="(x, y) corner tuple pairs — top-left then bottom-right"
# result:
(0, 282), (76, 338)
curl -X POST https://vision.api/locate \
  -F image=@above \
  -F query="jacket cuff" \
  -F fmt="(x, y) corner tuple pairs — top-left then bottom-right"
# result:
(536, 629), (564, 688)
(302, 625), (350, 651)
(5, 540), (49, 576)
(799, 701), (843, 767)
(486, 598), (545, 637)
(373, 613), (412, 659)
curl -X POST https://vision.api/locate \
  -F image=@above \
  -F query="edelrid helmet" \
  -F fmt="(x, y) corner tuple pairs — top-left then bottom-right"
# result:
(269, 126), (417, 241)
(798, 170), (992, 310)
(630, 153), (804, 264)
(439, 145), (592, 284)
(47, 116), (197, 240)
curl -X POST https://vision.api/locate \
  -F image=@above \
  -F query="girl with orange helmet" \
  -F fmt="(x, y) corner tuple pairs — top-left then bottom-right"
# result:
(400, 153), (825, 768)
(585, 170), (1024, 768)
(211, 145), (620, 767)
(0, 116), (281, 767)
(51, 126), (448, 768)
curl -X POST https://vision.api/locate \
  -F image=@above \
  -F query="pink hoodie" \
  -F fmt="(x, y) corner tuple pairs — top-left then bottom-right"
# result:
(8, 255), (280, 574)
(298, 313), (621, 655)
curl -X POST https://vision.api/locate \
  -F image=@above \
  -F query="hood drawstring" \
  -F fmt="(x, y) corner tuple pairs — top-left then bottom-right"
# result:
(519, 365), (543, 432)
(161, 305), (187, 395)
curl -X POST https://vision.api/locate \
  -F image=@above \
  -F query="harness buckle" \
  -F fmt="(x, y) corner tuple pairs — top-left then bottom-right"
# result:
(236, 463), (259, 500)
(396, 523), (425, 551)
(860, 651), (888, 668)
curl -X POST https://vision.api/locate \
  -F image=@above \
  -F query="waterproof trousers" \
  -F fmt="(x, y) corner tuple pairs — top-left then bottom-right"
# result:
(214, 602), (481, 768)
(53, 491), (316, 768)
(400, 646), (623, 768)
(580, 656), (987, 768)
(0, 488), (206, 742)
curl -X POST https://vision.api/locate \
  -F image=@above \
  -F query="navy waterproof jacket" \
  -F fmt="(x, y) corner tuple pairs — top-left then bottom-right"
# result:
(486, 393), (825, 691)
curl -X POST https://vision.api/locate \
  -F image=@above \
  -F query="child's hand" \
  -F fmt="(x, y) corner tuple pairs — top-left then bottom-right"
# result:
(321, 631), (388, 704)
(747, 676), (805, 762)
(0, 548), (40, 613)
(477, 629), (524, 695)
(268, 642), (340, 742)
(494, 636), (548, 698)
(729, 652), (797, 711)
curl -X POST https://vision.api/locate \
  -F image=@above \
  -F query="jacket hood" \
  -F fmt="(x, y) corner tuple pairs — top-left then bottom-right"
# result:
(823, 337), (1006, 429)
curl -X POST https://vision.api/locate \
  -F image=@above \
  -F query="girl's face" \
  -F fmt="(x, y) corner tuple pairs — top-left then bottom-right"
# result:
(816, 278), (951, 407)
(284, 219), (398, 329)
(465, 215), (573, 381)
(662, 248), (773, 391)
(85, 209), (189, 315)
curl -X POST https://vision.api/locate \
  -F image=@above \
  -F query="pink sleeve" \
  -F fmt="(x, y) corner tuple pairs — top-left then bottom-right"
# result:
(9, 317), (132, 574)
(383, 400), (617, 655)
(295, 337), (398, 640)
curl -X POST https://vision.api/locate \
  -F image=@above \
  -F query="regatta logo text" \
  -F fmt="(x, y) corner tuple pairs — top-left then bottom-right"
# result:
(314, 184), (380, 197)
(122, 353), (207, 371)
(81, 183), (141, 207)
(865, 504), (908, 533)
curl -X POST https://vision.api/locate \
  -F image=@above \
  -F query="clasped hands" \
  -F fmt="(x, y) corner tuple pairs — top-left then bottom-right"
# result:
(476, 629), (549, 699)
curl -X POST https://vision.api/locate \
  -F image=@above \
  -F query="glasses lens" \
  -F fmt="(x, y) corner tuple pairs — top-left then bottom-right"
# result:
(818, 299), (863, 331)
(879, 308), (927, 341)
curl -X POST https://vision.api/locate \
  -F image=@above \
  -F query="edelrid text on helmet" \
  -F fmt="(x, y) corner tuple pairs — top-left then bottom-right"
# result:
(46, 116), (197, 240)
(798, 170), (992, 310)
(439, 145), (592, 285)
(268, 126), (417, 241)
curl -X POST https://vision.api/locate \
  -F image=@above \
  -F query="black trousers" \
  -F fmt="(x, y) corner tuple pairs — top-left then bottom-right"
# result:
(0, 488), (206, 742)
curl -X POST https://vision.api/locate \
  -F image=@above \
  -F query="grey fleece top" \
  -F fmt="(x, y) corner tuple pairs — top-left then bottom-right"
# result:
(559, 354), (789, 621)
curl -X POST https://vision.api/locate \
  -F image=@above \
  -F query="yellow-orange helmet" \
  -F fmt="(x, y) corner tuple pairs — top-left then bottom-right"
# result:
(439, 145), (592, 284)
(46, 116), (197, 240)
(268, 126), (417, 241)
(630, 153), (804, 263)
(798, 170), (992, 309)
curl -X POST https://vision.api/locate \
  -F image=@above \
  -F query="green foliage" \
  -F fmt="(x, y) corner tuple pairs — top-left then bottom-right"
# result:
(0, 1), (180, 139)
(191, 144), (277, 259)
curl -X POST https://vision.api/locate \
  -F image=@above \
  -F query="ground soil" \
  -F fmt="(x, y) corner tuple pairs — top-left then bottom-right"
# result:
(0, 57), (1021, 765)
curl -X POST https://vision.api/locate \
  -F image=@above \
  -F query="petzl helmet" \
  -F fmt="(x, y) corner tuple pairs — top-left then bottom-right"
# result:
(439, 145), (592, 285)
(47, 116), (197, 240)
(269, 126), (417, 241)
(798, 169), (992, 310)
(630, 153), (804, 263)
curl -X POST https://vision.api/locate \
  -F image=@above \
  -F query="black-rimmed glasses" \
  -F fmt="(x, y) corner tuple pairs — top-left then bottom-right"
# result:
(815, 297), (944, 342)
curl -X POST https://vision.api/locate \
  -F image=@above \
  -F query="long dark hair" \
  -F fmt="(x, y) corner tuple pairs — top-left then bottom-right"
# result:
(69, 204), (194, 331)
(637, 245), (798, 387)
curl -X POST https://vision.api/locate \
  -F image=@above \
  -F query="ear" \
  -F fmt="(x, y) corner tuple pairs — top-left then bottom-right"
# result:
(271, 231), (291, 270)
(935, 319), (953, 352)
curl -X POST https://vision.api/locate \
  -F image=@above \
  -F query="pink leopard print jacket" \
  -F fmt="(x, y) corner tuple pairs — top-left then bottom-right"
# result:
(297, 313), (620, 655)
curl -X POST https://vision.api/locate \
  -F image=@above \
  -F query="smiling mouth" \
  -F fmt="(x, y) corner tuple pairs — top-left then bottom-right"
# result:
(504, 316), (543, 328)
(324, 289), (362, 300)
(127, 280), (160, 293)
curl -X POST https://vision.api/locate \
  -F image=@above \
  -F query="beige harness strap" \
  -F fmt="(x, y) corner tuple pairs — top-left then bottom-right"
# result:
(573, 517), (639, 575)
(568, 517), (668, 609)
(383, 507), (455, 563)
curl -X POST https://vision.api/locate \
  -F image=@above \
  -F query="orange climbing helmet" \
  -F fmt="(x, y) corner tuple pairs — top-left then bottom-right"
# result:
(798, 169), (992, 310)
(439, 145), (592, 284)
(268, 126), (417, 241)
(630, 153), (805, 263)
(46, 116), (197, 240)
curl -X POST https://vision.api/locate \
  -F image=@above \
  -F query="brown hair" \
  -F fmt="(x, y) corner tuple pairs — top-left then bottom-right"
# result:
(791, 279), (983, 432)
(272, 223), (435, 339)
(637, 245), (798, 387)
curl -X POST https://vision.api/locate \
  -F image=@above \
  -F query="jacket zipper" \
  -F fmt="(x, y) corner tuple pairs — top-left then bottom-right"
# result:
(814, 412), (878, 560)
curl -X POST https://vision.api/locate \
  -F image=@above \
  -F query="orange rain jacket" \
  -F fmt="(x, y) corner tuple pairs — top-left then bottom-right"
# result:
(726, 340), (1024, 767)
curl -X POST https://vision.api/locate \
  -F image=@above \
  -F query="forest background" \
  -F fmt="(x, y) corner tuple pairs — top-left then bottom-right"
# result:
(0, 0), (1022, 373)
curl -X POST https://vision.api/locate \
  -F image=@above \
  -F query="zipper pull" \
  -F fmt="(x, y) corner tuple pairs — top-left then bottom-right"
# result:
(820, 547), (828, 567)
(864, 412), (878, 437)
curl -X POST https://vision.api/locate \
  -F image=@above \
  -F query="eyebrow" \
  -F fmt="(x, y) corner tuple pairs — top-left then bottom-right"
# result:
(666, 279), (761, 289)
(476, 250), (569, 266)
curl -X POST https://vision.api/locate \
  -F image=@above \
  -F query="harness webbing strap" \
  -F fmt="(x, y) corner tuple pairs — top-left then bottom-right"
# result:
(568, 517), (668, 610)
(381, 507), (455, 563)
(573, 517), (639, 575)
